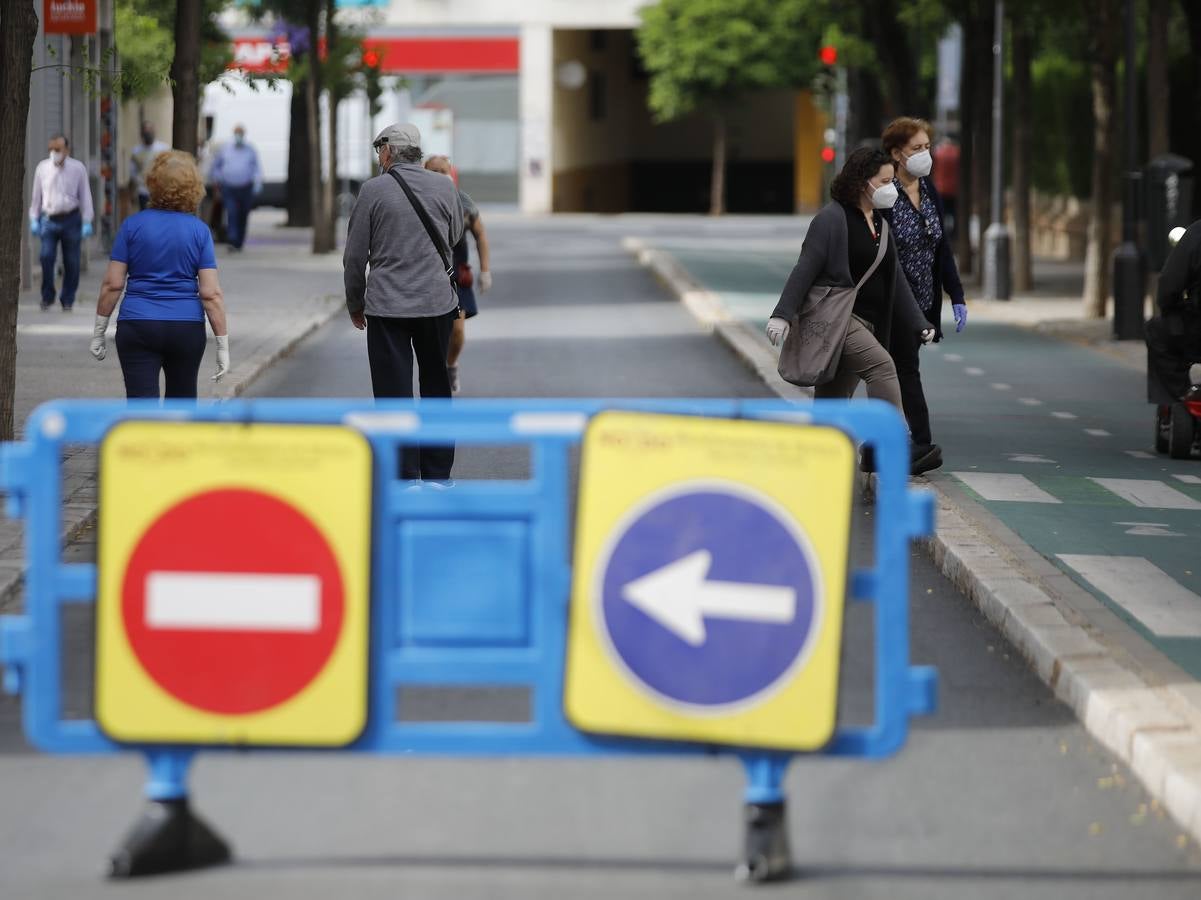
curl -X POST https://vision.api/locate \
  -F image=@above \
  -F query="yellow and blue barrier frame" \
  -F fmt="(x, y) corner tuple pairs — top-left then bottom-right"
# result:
(0, 397), (936, 882)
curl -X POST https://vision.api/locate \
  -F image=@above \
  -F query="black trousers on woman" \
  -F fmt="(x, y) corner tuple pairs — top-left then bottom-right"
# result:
(892, 326), (934, 447)
(115, 320), (207, 399)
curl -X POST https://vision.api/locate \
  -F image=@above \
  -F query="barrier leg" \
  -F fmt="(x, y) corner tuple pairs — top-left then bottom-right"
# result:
(109, 749), (231, 878)
(735, 753), (792, 883)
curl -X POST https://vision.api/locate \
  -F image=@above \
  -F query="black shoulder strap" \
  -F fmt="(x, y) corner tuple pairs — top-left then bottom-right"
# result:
(387, 167), (456, 285)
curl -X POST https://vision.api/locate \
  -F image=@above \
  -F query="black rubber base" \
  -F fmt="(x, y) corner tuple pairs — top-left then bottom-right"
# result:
(109, 798), (231, 878)
(735, 801), (791, 883)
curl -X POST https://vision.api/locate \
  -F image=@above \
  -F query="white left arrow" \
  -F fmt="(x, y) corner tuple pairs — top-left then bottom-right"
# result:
(621, 550), (796, 646)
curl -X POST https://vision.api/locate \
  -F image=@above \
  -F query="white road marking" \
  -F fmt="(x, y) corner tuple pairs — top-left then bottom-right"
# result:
(943, 353), (964, 363)
(1115, 522), (1185, 537)
(146, 572), (321, 632)
(953, 472), (1061, 503)
(1125, 450), (1155, 459)
(1051, 411), (1078, 420)
(1019, 398), (1044, 406)
(991, 383), (1012, 391)
(1058, 555), (1201, 638)
(1085, 429), (1112, 437)
(1090, 478), (1201, 510)
(1174, 474), (1201, 485)
(1008, 454), (1057, 464)
(964, 367), (985, 376)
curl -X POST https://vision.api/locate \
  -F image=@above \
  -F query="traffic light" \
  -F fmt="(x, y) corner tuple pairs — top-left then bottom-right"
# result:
(821, 146), (836, 164)
(819, 45), (838, 67)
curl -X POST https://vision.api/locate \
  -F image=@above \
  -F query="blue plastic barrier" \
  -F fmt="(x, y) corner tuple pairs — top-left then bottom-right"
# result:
(0, 397), (936, 882)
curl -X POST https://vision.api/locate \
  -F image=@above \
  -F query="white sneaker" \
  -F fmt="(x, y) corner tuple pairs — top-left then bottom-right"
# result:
(447, 365), (460, 393)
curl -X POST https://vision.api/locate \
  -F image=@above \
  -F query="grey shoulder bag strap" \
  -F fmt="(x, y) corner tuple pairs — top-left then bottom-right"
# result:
(387, 168), (457, 286)
(854, 219), (890, 292)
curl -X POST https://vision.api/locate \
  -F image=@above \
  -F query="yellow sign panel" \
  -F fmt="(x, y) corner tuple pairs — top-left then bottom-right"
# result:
(565, 412), (854, 751)
(96, 421), (372, 747)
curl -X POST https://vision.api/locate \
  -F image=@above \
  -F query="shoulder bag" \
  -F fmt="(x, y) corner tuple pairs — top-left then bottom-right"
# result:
(777, 220), (890, 387)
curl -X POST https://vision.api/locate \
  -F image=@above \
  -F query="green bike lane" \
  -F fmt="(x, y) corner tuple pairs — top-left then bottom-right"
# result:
(652, 239), (1201, 681)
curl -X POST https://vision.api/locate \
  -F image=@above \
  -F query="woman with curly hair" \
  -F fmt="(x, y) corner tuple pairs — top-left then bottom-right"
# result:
(767, 147), (934, 472)
(880, 117), (968, 474)
(90, 150), (229, 399)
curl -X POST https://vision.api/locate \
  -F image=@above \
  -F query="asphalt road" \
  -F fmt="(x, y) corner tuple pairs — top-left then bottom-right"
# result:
(1, 216), (1200, 899)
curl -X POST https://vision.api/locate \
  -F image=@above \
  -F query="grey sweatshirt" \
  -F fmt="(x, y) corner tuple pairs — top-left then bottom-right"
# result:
(343, 162), (464, 318)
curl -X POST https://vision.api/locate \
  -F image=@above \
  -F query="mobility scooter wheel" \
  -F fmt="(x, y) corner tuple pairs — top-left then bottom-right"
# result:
(1155, 405), (1171, 454)
(1168, 402), (1197, 459)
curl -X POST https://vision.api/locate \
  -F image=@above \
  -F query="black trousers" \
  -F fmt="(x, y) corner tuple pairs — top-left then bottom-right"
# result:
(115, 319), (207, 399)
(366, 310), (457, 480)
(1146, 311), (1201, 403)
(893, 327), (934, 446)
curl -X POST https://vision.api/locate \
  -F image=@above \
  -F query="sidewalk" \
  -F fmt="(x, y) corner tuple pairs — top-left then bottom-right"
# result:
(624, 221), (1201, 846)
(0, 210), (346, 611)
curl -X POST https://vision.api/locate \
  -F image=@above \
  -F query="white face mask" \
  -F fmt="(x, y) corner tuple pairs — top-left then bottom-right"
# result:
(869, 182), (899, 209)
(904, 149), (932, 177)
(49, 150), (64, 165)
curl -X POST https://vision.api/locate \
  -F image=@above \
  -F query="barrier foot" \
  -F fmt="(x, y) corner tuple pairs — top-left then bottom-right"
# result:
(109, 798), (231, 878)
(734, 800), (791, 884)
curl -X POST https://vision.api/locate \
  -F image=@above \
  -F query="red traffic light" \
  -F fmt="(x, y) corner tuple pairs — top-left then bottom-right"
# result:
(821, 146), (836, 163)
(819, 45), (838, 66)
(363, 49), (380, 68)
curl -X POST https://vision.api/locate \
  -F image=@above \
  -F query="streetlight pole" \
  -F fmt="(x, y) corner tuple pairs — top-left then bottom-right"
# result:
(1112, 0), (1145, 339)
(983, 0), (1011, 300)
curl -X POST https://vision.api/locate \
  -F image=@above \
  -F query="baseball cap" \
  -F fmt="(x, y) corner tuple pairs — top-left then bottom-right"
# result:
(372, 123), (421, 150)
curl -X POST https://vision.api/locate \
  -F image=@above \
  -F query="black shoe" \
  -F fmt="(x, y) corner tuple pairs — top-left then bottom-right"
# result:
(39, 300), (53, 311)
(911, 443), (943, 476)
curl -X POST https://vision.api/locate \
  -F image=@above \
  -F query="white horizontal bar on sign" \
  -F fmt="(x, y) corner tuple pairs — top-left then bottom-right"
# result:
(343, 411), (421, 432)
(1089, 478), (1201, 510)
(510, 412), (588, 436)
(1058, 555), (1201, 638)
(146, 572), (321, 632)
(952, 472), (1062, 504)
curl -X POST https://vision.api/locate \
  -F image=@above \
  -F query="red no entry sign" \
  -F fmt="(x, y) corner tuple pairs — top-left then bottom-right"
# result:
(120, 488), (345, 715)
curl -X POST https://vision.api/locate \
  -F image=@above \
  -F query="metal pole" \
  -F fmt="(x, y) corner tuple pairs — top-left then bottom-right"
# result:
(983, 0), (1011, 300)
(1111, 0), (1145, 339)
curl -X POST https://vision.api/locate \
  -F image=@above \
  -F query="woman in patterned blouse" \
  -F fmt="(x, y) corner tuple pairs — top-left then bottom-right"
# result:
(880, 117), (968, 475)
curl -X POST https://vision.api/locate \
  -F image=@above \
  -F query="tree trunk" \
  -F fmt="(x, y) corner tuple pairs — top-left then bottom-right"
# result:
(170, 0), (203, 155)
(969, 3), (995, 285)
(709, 113), (726, 216)
(321, 0), (339, 250)
(1082, 3), (1120, 318)
(305, 0), (332, 254)
(286, 77), (312, 227)
(1011, 21), (1033, 292)
(1147, 0), (1170, 159)
(864, 0), (920, 118)
(955, 13), (977, 278)
(0, 2), (39, 441)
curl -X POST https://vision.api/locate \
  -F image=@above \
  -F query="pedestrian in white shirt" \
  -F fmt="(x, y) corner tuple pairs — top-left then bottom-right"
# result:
(29, 134), (95, 312)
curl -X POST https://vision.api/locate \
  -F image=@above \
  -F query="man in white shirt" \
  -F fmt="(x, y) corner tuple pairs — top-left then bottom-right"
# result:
(29, 134), (95, 312)
(129, 121), (169, 211)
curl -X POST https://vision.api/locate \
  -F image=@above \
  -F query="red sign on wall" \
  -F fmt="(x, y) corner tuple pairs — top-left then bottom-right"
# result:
(229, 35), (519, 75)
(44, 0), (97, 35)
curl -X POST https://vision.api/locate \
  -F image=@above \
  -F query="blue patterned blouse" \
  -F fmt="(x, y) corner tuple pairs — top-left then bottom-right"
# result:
(890, 178), (943, 313)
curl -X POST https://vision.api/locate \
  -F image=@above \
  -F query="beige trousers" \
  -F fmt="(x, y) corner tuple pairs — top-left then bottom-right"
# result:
(814, 316), (904, 409)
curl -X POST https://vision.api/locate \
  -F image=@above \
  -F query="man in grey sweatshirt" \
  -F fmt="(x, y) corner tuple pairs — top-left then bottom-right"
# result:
(344, 123), (465, 483)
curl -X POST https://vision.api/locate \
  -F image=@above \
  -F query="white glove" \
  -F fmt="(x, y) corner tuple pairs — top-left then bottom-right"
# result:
(478, 270), (492, 293)
(766, 317), (790, 346)
(920, 328), (936, 345)
(212, 334), (230, 381)
(90, 314), (110, 360)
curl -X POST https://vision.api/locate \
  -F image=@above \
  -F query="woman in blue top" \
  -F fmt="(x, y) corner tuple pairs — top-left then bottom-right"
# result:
(90, 151), (229, 398)
(880, 117), (967, 475)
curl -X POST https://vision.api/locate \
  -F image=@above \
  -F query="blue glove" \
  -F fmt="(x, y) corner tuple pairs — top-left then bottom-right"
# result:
(29, 216), (41, 236)
(953, 303), (967, 333)
(81, 222), (93, 239)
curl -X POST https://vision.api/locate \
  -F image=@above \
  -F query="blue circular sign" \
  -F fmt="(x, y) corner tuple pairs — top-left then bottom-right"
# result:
(597, 484), (820, 710)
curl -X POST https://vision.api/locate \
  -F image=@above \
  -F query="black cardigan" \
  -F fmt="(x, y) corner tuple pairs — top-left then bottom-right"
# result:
(883, 176), (965, 342)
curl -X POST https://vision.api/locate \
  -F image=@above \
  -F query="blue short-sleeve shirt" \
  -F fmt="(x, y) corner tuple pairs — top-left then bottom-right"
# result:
(110, 210), (216, 322)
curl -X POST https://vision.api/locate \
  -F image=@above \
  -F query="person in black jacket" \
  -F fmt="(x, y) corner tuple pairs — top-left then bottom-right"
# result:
(1146, 219), (1201, 406)
(880, 117), (968, 475)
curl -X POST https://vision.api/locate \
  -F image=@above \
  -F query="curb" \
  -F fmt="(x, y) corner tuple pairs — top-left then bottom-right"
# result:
(625, 235), (1201, 845)
(0, 296), (344, 613)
